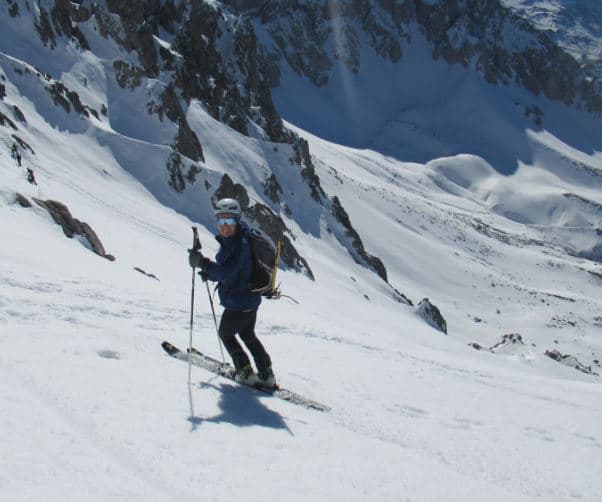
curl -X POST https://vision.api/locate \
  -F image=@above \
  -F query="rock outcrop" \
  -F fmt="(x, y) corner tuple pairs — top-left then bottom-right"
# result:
(31, 197), (115, 261)
(416, 298), (448, 334)
(545, 349), (599, 376)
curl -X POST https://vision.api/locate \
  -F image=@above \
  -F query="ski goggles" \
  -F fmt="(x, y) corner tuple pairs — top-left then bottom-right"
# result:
(217, 217), (238, 226)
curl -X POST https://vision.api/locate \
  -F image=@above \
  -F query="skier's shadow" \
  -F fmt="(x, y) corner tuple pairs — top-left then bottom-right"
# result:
(188, 380), (293, 435)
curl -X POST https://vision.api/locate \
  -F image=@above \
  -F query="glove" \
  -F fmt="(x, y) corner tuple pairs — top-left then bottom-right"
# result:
(188, 249), (201, 268)
(188, 249), (209, 270)
(198, 270), (209, 282)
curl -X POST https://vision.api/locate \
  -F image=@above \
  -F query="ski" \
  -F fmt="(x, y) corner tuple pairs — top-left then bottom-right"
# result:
(161, 341), (329, 412)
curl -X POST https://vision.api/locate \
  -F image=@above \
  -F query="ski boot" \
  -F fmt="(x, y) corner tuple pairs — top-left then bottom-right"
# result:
(257, 366), (277, 389)
(231, 364), (259, 386)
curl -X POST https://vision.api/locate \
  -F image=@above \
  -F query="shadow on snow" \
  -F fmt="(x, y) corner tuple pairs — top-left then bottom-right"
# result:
(187, 381), (293, 435)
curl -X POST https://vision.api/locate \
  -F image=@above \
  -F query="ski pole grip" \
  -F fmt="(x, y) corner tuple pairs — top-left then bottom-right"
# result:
(192, 226), (201, 251)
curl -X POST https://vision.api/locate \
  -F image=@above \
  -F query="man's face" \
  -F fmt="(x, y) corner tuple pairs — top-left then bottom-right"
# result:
(216, 213), (238, 238)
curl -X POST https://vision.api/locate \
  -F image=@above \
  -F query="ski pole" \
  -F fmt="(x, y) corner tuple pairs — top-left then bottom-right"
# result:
(205, 280), (225, 363)
(190, 227), (226, 364)
(187, 227), (201, 384)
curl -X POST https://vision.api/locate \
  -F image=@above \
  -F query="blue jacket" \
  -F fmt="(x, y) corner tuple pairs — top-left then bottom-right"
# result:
(205, 222), (261, 311)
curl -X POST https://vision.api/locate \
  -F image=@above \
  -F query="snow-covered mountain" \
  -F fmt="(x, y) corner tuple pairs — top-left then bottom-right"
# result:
(1, 1), (602, 500)
(502, 0), (602, 78)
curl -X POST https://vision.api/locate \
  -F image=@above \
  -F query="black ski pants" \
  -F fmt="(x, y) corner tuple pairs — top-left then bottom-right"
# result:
(218, 309), (271, 372)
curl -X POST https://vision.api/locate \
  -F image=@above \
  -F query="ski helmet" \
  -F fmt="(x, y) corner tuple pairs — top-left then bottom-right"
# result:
(214, 198), (242, 217)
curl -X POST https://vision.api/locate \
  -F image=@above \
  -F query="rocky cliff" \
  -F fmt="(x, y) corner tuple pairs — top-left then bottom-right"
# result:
(2, 0), (600, 286)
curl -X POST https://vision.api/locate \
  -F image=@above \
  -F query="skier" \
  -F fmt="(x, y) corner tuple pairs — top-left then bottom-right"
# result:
(188, 198), (277, 388)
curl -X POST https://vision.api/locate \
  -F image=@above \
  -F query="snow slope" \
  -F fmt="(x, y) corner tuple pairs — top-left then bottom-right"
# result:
(3, 122), (602, 500)
(3, 120), (602, 500)
(1, 1), (602, 501)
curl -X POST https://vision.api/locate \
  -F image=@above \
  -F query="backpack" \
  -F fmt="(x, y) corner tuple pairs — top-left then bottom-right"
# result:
(246, 229), (281, 298)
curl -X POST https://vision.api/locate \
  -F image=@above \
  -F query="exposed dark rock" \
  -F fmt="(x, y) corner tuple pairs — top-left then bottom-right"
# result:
(47, 82), (89, 116)
(159, 45), (176, 71)
(71, 2), (91, 23)
(416, 298), (447, 334)
(0, 84), (5, 99)
(257, 49), (281, 88)
(165, 149), (200, 191)
(91, 5), (122, 40)
(11, 135), (35, 154)
(259, 1), (333, 86)
(105, 0), (184, 34)
(264, 173), (283, 203)
(173, 118), (204, 162)
(214, 173), (251, 210)
(113, 60), (143, 89)
(12, 105), (27, 124)
(173, 2), (232, 116)
(289, 136), (328, 204)
(252, 0), (410, 84)
(413, 0), (601, 112)
(156, 1), (184, 34)
(11, 142), (22, 166)
(146, 83), (208, 168)
(243, 0), (601, 113)
(35, 7), (56, 48)
(545, 349), (598, 376)
(376, 0), (413, 27)
(8, 1), (19, 17)
(489, 333), (527, 353)
(246, 202), (313, 277)
(71, 26), (91, 51)
(331, 196), (387, 281)
(102, 0), (173, 77)
(26, 168), (37, 185)
(0, 111), (18, 130)
(134, 267), (159, 281)
(547, 314), (580, 329)
(49, 0), (72, 36)
(32, 198), (115, 260)
(223, 0), (265, 10)
(166, 152), (185, 193)
(391, 286), (413, 306)
(468, 342), (488, 351)
(524, 105), (544, 126)
(50, 0), (88, 50)
(15, 193), (32, 208)
(231, 19), (288, 142)
(64, 87), (88, 116)
(48, 83), (70, 113)
(126, 22), (159, 78)
(185, 162), (201, 185)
